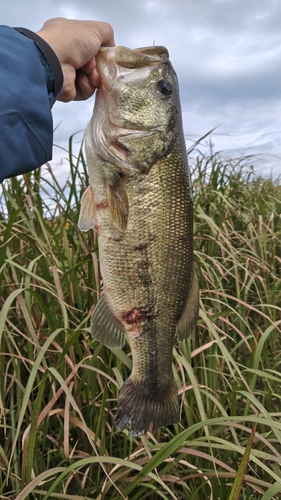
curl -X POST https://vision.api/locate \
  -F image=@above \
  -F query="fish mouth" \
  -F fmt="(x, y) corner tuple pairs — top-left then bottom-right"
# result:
(111, 45), (169, 67)
(92, 45), (173, 173)
(97, 45), (170, 91)
(98, 45), (169, 67)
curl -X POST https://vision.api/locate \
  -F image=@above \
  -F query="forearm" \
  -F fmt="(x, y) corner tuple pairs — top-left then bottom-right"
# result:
(0, 26), (62, 182)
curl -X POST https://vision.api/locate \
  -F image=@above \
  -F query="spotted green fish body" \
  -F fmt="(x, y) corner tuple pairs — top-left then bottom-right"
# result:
(78, 46), (199, 436)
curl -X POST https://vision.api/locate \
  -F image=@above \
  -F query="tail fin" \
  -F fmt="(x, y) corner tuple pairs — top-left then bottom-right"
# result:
(114, 377), (179, 437)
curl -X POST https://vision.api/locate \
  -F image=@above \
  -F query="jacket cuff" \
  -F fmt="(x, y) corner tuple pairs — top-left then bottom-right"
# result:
(13, 27), (64, 99)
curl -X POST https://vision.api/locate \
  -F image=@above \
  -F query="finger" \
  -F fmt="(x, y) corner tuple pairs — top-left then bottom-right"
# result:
(80, 58), (96, 74)
(96, 21), (115, 47)
(79, 60), (100, 88)
(57, 65), (77, 102)
(75, 72), (97, 101)
(86, 68), (101, 88)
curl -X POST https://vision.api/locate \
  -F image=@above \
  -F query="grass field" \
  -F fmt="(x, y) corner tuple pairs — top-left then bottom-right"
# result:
(0, 137), (280, 499)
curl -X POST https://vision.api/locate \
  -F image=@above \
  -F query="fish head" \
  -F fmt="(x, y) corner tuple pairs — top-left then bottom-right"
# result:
(88, 45), (182, 174)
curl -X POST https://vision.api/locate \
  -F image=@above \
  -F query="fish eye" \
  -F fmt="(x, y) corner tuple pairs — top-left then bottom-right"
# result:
(156, 79), (173, 97)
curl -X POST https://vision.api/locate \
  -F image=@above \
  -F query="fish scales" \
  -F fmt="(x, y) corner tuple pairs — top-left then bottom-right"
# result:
(78, 45), (199, 436)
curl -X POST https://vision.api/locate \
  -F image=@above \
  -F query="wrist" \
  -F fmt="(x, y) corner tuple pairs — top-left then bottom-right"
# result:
(13, 27), (64, 99)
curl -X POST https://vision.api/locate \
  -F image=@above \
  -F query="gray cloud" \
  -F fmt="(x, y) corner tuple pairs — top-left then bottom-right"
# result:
(2, 0), (281, 178)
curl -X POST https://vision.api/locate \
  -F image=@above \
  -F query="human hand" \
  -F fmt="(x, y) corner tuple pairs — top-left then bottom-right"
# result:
(36, 17), (115, 102)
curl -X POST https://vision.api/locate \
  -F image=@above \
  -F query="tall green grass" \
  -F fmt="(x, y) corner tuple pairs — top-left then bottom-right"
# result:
(0, 136), (280, 499)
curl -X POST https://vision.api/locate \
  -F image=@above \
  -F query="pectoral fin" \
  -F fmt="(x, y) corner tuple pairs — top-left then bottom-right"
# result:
(176, 263), (200, 341)
(91, 296), (126, 348)
(106, 175), (129, 232)
(78, 186), (96, 232)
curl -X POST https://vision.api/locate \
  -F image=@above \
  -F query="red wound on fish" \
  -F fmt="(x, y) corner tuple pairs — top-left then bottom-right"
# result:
(121, 307), (158, 325)
(96, 200), (109, 209)
(122, 308), (144, 324)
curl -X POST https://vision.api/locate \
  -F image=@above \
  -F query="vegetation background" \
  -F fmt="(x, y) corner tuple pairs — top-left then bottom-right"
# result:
(0, 136), (280, 499)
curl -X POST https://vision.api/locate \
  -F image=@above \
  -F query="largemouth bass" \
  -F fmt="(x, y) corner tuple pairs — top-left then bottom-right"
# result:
(78, 45), (199, 437)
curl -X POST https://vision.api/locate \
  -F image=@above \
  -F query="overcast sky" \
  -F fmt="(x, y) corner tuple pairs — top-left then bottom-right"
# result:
(2, 0), (281, 180)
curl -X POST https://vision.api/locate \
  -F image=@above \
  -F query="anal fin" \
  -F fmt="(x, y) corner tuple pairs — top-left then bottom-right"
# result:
(176, 262), (200, 341)
(91, 296), (126, 348)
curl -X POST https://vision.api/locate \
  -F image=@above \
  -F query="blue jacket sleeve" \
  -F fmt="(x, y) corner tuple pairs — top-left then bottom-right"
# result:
(0, 26), (62, 183)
